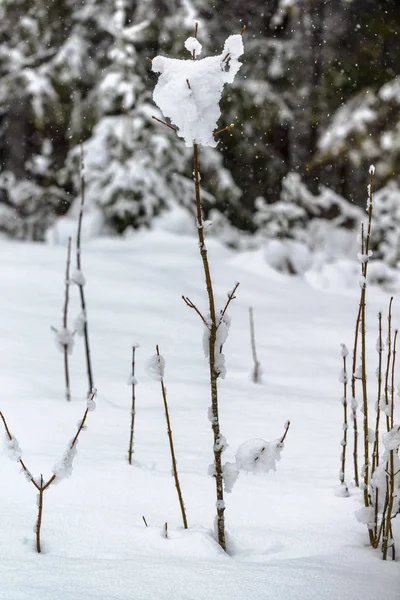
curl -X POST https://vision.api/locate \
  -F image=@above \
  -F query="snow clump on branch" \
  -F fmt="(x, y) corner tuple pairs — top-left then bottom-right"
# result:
(146, 353), (165, 381)
(151, 34), (244, 147)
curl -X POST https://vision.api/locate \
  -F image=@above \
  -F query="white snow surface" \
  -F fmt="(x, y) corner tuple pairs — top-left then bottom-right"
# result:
(0, 230), (399, 599)
(152, 35), (243, 147)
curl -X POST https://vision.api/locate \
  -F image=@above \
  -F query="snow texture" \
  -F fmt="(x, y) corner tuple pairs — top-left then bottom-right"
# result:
(184, 37), (202, 57)
(235, 438), (282, 475)
(152, 35), (244, 147)
(355, 506), (375, 528)
(53, 327), (75, 354)
(222, 461), (239, 493)
(73, 311), (86, 336)
(146, 353), (165, 381)
(71, 269), (86, 287)
(4, 434), (22, 462)
(52, 441), (78, 482)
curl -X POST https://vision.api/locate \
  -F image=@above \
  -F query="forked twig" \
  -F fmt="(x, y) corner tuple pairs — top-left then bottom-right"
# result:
(182, 295), (209, 328)
(0, 389), (97, 552)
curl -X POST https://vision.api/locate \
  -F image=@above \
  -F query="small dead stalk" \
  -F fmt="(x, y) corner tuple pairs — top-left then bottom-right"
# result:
(156, 345), (188, 529)
(339, 344), (349, 493)
(128, 345), (137, 465)
(249, 307), (261, 383)
(63, 237), (72, 401)
(76, 146), (94, 397)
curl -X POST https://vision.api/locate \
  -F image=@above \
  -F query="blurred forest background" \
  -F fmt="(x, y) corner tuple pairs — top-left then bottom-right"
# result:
(1, 0), (400, 273)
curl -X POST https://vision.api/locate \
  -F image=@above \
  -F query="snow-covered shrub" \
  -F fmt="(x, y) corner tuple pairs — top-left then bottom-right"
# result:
(369, 181), (400, 268)
(255, 172), (361, 275)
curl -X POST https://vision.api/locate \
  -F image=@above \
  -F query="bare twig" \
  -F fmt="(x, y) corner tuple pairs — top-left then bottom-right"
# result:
(77, 146), (94, 397)
(128, 345), (137, 465)
(249, 307), (261, 384)
(142, 516), (148, 527)
(151, 115), (177, 132)
(213, 124), (235, 137)
(359, 170), (376, 548)
(192, 22), (198, 60)
(0, 389), (97, 552)
(189, 142), (239, 551)
(219, 282), (240, 325)
(182, 296), (209, 328)
(156, 345), (188, 529)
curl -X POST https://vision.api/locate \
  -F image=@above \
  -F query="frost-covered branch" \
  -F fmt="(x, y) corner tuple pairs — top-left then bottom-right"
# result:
(182, 295), (209, 328)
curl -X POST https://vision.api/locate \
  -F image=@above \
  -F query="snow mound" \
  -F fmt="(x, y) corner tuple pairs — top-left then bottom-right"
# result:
(152, 35), (243, 147)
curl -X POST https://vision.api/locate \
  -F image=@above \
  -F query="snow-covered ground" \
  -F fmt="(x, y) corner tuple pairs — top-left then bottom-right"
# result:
(0, 229), (398, 599)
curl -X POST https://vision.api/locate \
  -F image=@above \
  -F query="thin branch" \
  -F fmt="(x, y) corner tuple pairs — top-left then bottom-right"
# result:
(77, 145), (94, 397)
(218, 282), (240, 325)
(128, 345), (137, 465)
(280, 420), (291, 444)
(249, 307), (261, 384)
(151, 115), (177, 132)
(182, 295), (209, 328)
(192, 22), (198, 60)
(63, 237), (72, 402)
(213, 124), (235, 137)
(156, 345), (188, 529)
(0, 411), (39, 490)
(186, 78), (191, 90)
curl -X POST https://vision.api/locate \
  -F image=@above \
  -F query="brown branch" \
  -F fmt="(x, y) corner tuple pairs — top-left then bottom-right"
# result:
(186, 78), (191, 90)
(0, 411), (39, 490)
(340, 345), (348, 489)
(182, 295), (209, 328)
(63, 237), (72, 402)
(77, 145), (94, 397)
(128, 345), (137, 465)
(192, 142), (226, 550)
(280, 420), (291, 444)
(192, 22), (199, 60)
(384, 297), (394, 433)
(36, 476), (44, 553)
(151, 115), (177, 132)
(218, 282), (240, 325)
(358, 169), (376, 548)
(156, 345), (188, 529)
(213, 124), (235, 137)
